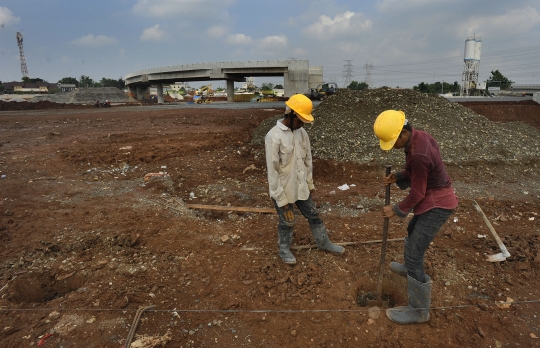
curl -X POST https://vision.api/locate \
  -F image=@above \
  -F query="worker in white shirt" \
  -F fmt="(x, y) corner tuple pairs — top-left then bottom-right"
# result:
(265, 94), (345, 265)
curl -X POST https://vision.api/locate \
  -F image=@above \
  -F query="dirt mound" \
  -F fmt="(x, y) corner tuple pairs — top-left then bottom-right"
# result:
(31, 87), (138, 104)
(253, 88), (540, 166)
(0, 100), (95, 111)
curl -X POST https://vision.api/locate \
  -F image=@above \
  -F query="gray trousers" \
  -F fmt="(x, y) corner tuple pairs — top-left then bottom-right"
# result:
(405, 208), (454, 282)
(272, 195), (323, 228)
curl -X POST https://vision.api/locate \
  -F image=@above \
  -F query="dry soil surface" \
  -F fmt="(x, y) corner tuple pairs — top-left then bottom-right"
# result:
(0, 99), (540, 348)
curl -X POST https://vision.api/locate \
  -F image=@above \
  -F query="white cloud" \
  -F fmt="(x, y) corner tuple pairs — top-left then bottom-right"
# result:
(132, 0), (235, 19)
(257, 35), (288, 49)
(71, 35), (118, 47)
(0, 6), (20, 28)
(207, 25), (227, 38)
(140, 24), (165, 41)
(226, 33), (253, 45)
(457, 6), (540, 38)
(60, 56), (73, 63)
(303, 11), (372, 39)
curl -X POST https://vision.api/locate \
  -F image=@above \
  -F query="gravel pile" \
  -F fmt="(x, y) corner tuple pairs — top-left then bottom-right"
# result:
(252, 88), (540, 166)
(31, 87), (137, 104)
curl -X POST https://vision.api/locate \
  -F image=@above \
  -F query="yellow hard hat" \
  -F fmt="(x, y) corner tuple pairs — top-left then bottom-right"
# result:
(373, 110), (406, 150)
(285, 94), (314, 123)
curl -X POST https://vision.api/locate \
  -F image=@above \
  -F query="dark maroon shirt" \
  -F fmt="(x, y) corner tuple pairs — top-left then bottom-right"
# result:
(394, 128), (458, 217)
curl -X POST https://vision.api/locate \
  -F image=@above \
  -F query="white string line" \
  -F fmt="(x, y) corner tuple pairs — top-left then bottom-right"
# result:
(2, 299), (539, 314)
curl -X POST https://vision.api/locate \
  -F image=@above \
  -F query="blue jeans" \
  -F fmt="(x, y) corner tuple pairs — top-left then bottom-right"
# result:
(404, 208), (454, 282)
(272, 195), (323, 229)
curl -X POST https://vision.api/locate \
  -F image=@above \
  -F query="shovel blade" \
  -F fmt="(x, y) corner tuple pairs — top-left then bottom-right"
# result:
(486, 253), (508, 262)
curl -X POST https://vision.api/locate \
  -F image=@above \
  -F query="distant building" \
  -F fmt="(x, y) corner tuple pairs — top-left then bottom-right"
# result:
(3, 81), (58, 94)
(58, 84), (77, 92)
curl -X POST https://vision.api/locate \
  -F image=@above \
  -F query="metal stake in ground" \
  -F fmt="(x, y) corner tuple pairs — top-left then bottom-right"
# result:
(375, 165), (392, 305)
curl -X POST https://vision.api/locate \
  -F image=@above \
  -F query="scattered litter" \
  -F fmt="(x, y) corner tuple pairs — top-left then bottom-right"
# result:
(243, 164), (258, 173)
(529, 217), (535, 221)
(338, 184), (350, 191)
(37, 333), (53, 346)
(453, 217), (458, 223)
(495, 297), (514, 309)
(161, 165), (167, 169)
(189, 192), (197, 198)
(119, 146), (132, 150)
(477, 234), (487, 238)
(350, 184), (356, 187)
(329, 190), (336, 195)
(144, 172), (169, 181)
(0, 175), (6, 179)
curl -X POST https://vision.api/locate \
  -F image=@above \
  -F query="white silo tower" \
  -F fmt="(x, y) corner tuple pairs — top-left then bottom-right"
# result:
(460, 37), (482, 96)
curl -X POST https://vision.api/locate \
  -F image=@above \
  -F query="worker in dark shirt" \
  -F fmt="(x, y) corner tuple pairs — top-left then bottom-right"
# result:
(373, 110), (458, 324)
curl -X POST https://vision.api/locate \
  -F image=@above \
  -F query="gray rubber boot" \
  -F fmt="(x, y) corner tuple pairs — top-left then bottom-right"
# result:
(390, 237), (409, 276)
(310, 223), (345, 255)
(390, 262), (407, 276)
(278, 225), (297, 265)
(386, 274), (431, 324)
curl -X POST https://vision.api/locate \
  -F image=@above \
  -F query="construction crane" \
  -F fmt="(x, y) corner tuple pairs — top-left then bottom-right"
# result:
(16, 32), (29, 78)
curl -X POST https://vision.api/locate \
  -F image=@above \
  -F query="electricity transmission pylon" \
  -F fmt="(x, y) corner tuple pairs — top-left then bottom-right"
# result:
(364, 62), (373, 87)
(16, 32), (29, 78)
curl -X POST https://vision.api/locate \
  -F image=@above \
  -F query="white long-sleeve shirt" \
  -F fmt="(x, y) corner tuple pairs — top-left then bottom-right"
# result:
(265, 119), (315, 207)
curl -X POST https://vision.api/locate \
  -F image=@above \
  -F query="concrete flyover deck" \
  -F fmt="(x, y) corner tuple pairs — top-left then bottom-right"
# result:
(124, 60), (322, 103)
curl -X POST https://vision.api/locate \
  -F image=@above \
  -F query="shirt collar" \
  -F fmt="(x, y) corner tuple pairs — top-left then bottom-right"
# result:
(277, 119), (290, 131)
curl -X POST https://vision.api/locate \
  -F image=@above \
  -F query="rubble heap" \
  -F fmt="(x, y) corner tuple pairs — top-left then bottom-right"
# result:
(252, 88), (540, 166)
(31, 87), (137, 104)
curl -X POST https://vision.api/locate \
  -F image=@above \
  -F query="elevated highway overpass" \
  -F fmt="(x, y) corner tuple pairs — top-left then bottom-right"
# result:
(123, 60), (323, 103)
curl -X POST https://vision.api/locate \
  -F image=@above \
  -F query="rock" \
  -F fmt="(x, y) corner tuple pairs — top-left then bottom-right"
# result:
(367, 307), (381, 319)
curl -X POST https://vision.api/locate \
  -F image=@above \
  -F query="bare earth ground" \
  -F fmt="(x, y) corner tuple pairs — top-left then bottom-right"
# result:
(0, 101), (539, 348)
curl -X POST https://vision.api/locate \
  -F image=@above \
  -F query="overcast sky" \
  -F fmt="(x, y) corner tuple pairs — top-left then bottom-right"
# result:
(1, 0), (539, 89)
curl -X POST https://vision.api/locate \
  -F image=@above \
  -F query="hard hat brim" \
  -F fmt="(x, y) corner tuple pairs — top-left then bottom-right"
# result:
(297, 113), (314, 123)
(379, 139), (396, 151)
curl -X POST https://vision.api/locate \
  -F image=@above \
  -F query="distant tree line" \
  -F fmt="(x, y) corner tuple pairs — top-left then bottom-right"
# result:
(413, 81), (460, 94)
(347, 81), (369, 90)
(58, 76), (125, 89)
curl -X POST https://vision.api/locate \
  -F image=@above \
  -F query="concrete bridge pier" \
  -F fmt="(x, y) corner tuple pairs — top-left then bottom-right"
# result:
(136, 85), (143, 100)
(226, 80), (235, 102)
(157, 83), (164, 104)
(128, 86), (137, 99)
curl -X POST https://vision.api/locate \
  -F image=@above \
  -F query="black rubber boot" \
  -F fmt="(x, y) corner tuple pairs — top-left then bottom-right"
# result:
(390, 237), (409, 276)
(278, 224), (296, 265)
(390, 262), (407, 276)
(386, 274), (431, 324)
(310, 223), (345, 255)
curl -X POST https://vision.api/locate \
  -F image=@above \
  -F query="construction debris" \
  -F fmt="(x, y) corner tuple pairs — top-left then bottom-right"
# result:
(252, 88), (540, 166)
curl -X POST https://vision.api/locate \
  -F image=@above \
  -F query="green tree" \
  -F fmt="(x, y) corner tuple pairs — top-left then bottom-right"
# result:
(58, 77), (79, 87)
(0, 81), (4, 94)
(487, 70), (513, 90)
(413, 81), (460, 94)
(79, 75), (94, 88)
(22, 77), (45, 83)
(347, 81), (369, 90)
(274, 84), (284, 89)
(261, 83), (274, 91)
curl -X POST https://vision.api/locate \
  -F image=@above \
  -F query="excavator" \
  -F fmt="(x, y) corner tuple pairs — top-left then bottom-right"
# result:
(194, 84), (214, 104)
(305, 82), (338, 101)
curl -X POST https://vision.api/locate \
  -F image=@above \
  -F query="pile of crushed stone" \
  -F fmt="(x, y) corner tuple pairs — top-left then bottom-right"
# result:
(252, 88), (540, 166)
(31, 87), (137, 104)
